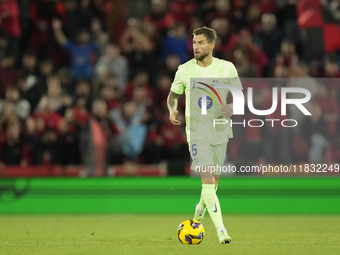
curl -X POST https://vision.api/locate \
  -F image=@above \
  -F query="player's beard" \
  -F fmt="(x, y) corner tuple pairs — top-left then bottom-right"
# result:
(195, 51), (209, 61)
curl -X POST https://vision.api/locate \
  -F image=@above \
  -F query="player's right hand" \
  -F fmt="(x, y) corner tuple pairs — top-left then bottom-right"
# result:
(169, 110), (181, 125)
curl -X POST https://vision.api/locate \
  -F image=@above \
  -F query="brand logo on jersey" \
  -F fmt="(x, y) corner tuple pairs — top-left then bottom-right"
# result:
(212, 79), (219, 87)
(198, 96), (213, 109)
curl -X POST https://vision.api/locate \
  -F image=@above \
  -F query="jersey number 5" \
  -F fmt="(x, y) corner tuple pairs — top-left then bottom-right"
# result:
(192, 144), (197, 156)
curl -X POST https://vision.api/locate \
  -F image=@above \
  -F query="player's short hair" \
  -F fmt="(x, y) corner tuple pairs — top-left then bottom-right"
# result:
(193, 26), (217, 43)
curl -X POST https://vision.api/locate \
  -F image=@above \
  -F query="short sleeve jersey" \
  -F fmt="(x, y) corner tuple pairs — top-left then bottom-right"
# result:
(170, 57), (243, 145)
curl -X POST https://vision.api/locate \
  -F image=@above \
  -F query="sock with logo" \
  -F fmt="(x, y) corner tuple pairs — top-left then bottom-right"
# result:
(196, 184), (218, 213)
(202, 184), (224, 230)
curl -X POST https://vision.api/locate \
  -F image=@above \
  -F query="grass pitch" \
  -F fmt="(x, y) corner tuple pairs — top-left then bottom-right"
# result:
(0, 214), (339, 255)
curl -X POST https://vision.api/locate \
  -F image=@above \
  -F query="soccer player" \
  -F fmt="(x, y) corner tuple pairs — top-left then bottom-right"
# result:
(167, 27), (242, 244)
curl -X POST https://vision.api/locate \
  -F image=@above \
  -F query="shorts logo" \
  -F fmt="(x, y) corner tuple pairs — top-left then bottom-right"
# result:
(198, 96), (213, 110)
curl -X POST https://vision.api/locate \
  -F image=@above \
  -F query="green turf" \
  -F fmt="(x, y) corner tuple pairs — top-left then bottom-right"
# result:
(0, 214), (339, 255)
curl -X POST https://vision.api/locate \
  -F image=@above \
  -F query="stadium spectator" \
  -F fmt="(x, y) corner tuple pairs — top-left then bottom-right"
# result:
(143, 0), (174, 36)
(22, 51), (38, 75)
(0, 123), (23, 166)
(111, 101), (147, 162)
(0, 87), (30, 121)
(62, 0), (91, 41)
(236, 29), (269, 77)
(73, 79), (93, 111)
(0, 0), (339, 172)
(33, 96), (63, 133)
(95, 44), (128, 91)
(52, 18), (99, 80)
(278, 0), (299, 41)
(254, 13), (282, 64)
(211, 18), (238, 60)
(0, 0), (21, 56)
(29, 0), (65, 58)
(169, 0), (197, 28)
(16, 70), (42, 113)
(119, 18), (154, 70)
(37, 59), (54, 93)
(124, 70), (153, 101)
(0, 53), (17, 97)
(233, 49), (258, 78)
(274, 39), (298, 75)
(301, 103), (329, 164)
(99, 85), (121, 111)
(162, 22), (191, 64)
(58, 108), (81, 165)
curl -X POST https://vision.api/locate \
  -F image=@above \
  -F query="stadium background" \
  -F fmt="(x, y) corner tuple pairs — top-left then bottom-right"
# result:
(0, 0), (340, 213)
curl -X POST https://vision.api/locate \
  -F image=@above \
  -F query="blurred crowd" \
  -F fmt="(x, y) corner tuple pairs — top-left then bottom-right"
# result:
(0, 0), (340, 171)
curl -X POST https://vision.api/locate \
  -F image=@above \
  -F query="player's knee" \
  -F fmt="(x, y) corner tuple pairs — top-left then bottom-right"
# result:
(201, 177), (215, 185)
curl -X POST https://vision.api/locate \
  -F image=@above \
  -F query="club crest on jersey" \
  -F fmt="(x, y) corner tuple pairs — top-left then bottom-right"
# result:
(198, 96), (213, 110)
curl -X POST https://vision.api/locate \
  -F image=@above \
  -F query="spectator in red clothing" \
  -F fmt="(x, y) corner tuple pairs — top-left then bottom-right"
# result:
(100, 86), (121, 111)
(324, 58), (340, 79)
(274, 39), (298, 75)
(29, 0), (66, 58)
(250, 0), (278, 14)
(236, 29), (269, 77)
(120, 18), (154, 70)
(169, 0), (197, 28)
(143, 0), (174, 36)
(33, 96), (63, 133)
(0, 0), (21, 56)
(0, 53), (17, 96)
(72, 97), (90, 129)
(211, 18), (238, 60)
(36, 75), (63, 113)
(156, 107), (187, 161)
(124, 70), (153, 101)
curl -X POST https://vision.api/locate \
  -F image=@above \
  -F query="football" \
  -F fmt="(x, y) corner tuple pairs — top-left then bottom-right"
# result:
(177, 219), (205, 244)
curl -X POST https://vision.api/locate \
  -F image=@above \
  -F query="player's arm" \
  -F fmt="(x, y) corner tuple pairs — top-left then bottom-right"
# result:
(221, 103), (233, 118)
(222, 63), (243, 118)
(167, 91), (181, 125)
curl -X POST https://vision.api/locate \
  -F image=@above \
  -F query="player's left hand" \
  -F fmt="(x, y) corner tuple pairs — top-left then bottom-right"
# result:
(221, 104), (233, 118)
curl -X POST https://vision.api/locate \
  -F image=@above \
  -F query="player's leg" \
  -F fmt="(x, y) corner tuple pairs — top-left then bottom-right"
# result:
(191, 142), (211, 223)
(198, 167), (230, 243)
(211, 143), (231, 243)
(214, 175), (219, 191)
